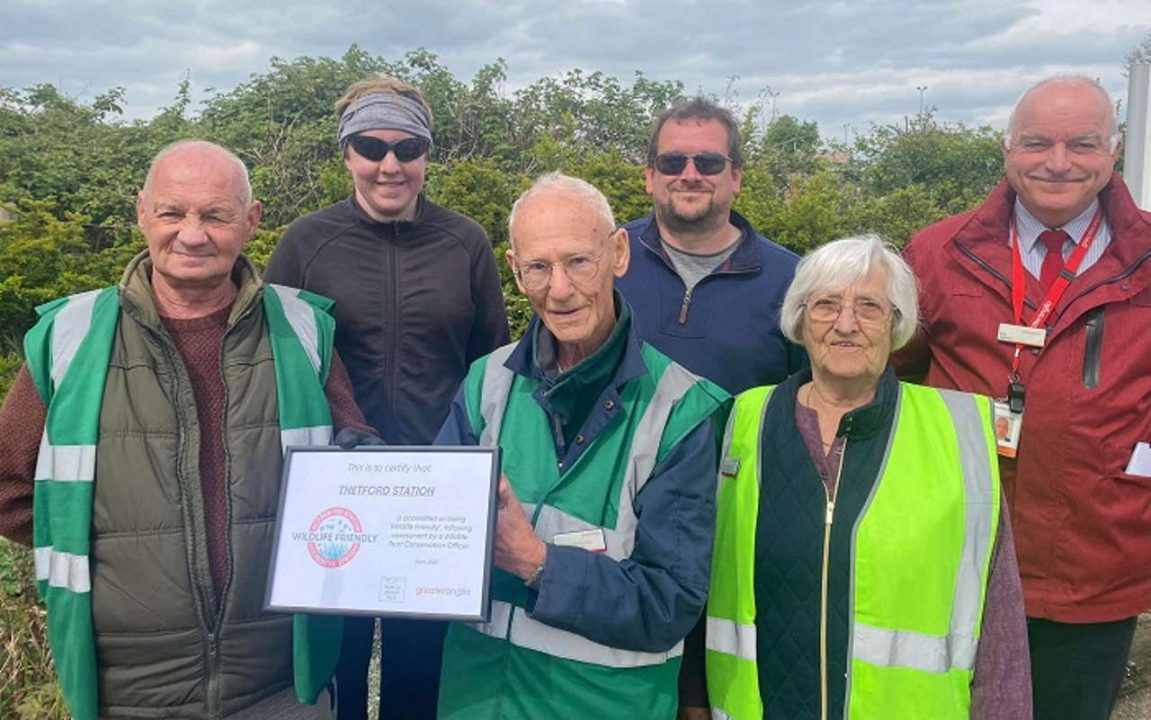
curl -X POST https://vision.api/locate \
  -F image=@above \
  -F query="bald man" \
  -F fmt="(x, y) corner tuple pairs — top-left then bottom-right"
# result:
(896, 76), (1151, 719)
(434, 173), (729, 719)
(0, 140), (374, 719)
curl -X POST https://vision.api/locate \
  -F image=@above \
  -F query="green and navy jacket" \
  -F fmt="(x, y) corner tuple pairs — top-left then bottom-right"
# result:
(23, 252), (341, 720)
(434, 309), (729, 720)
(706, 368), (1000, 719)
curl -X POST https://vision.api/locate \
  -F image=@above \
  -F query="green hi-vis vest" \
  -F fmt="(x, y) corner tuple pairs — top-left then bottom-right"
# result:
(23, 283), (341, 720)
(706, 383), (1000, 720)
(439, 341), (726, 720)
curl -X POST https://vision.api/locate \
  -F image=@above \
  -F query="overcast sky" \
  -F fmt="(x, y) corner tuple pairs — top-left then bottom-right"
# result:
(2, 0), (1149, 142)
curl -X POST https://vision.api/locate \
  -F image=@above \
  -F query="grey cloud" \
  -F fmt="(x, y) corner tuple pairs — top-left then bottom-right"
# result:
(0, 0), (1147, 138)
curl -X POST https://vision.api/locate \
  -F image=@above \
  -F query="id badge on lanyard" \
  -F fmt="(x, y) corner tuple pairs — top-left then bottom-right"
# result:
(995, 209), (1102, 457)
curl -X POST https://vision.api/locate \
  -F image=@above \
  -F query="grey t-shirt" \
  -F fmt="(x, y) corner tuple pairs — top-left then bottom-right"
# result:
(661, 239), (740, 292)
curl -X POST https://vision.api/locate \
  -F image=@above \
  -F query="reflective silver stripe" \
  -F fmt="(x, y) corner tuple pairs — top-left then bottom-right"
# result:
(719, 388), (773, 495)
(711, 709), (733, 720)
(716, 407), (740, 497)
(468, 598), (514, 638)
(705, 615), (757, 661)
(852, 622), (978, 674)
(509, 605), (682, 667)
(848, 388), (995, 677)
(606, 361), (703, 557)
(34, 546), (91, 593)
(34, 437), (95, 482)
(268, 284), (322, 374)
(49, 289), (103, 386)
(477, 344), (517, 446)
(479, 347), (699, 561)
(937, 388), (995, 666)
(845, 386), (903, 704)
(467, 599), (680, 668)
(281, 425), (333, 450)
(532, 504), (630, 559)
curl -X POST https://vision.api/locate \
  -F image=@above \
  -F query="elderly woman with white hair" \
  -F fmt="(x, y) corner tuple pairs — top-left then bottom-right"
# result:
(700, 235), (1031, 719)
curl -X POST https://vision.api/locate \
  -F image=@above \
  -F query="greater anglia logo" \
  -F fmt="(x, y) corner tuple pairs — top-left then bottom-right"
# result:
(298, 507), (367, 568)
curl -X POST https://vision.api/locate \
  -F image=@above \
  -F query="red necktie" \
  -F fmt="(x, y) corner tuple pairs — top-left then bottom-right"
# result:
(1038, 229), (1071, 292)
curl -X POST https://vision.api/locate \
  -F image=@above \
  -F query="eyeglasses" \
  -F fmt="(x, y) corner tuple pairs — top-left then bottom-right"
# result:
(513, 249), (605, 292)
(347, 135), (430, 163)
(652, 152), (732, 176)
(804, 297), (895, 325)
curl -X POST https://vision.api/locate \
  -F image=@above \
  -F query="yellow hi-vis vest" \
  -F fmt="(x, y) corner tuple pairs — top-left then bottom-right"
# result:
(706, 382), (1000, 719)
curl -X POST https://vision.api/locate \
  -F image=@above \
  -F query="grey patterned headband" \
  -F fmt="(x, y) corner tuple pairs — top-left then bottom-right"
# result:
(338, 93), (433, 146)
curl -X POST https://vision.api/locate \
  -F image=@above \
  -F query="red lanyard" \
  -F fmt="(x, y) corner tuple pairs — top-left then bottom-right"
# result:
(1007, 207), (1103, 379)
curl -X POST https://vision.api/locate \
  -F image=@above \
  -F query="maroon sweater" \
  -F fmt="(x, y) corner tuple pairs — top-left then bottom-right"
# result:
(0, 305), (372, 597)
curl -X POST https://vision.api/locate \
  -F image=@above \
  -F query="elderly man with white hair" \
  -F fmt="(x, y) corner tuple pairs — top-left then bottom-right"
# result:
(434, 172), (729, 720)
(705, 235), (1030, 719)
(895, 74), (1151, 719)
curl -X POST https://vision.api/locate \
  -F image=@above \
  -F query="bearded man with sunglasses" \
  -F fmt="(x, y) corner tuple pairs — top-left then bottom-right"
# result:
(434, 173), (729, 719)
(265, 76), (509, 720)
(619, 97), (807, 717)
(618, 97), (806, 398)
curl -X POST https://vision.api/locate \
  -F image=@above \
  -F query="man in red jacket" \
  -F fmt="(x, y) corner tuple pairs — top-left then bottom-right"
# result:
(895, 75), (1151, 720)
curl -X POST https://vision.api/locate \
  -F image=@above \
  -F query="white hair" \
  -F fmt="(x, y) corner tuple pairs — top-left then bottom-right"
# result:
(507, 172), (615, 249)
(1003, 75), (1121, 153)
(142, 139), (254, 205)
(780, 234), (919, 350)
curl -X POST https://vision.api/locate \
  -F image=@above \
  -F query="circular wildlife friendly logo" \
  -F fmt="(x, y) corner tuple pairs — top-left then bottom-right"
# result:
(306, 507), (363, 568)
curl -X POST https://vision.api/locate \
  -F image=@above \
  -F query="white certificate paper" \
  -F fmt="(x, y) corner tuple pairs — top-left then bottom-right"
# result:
(266, 446), (499, 621)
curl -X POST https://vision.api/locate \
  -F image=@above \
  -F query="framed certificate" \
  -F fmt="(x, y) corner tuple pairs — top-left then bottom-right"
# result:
(265, 446), (499, 621)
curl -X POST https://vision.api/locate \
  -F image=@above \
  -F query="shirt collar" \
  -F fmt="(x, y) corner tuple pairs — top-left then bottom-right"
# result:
(1013, 198), (1100, 254)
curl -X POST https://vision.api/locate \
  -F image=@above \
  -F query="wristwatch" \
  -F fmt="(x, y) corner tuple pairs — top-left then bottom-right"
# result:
(525, 562), (546, 590)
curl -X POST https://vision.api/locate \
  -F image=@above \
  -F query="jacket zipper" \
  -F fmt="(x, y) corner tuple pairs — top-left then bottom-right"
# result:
(152, 326), (222, 718)
(156, 296), (260, 719)
(385, 226), (400, 437)
(642, 236), (755, 327)
(820, 442), (846, 720)
(678, 288), (693, 324)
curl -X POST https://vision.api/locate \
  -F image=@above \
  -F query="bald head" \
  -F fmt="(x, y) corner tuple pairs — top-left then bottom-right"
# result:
(135, 140), (263, 312)
(142, 140), (253, 206)
(1002, 75), (1120, 228)
(507, 172), (616, 251)
(505, 173), (629, 363)
(1005, 76), (1119, 152)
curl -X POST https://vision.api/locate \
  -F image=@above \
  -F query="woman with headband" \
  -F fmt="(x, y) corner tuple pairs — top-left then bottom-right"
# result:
(265, 75), (510, 720)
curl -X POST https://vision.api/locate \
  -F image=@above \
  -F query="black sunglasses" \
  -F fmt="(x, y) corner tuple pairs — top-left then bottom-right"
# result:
(653, 152), (732, 176)
(347, 135), (430, 163)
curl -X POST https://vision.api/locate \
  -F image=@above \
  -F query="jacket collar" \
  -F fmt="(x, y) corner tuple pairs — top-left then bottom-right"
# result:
(777, 364), (900, 442)
(118, 250), (264, 331)
(346, 192), (428, 228)
(635, 210), (762, 273)
(955, 175), (1151, 270)
(504, 290), (649, 389)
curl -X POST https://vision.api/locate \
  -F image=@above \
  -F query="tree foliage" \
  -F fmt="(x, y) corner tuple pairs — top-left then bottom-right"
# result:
(0, 46), (1014, 347)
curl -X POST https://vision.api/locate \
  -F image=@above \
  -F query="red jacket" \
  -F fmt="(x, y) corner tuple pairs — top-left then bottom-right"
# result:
(895, 175), (1151, 623)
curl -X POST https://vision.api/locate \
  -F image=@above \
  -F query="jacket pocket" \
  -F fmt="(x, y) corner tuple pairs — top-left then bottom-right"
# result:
(1082, 307), (1104, 389)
